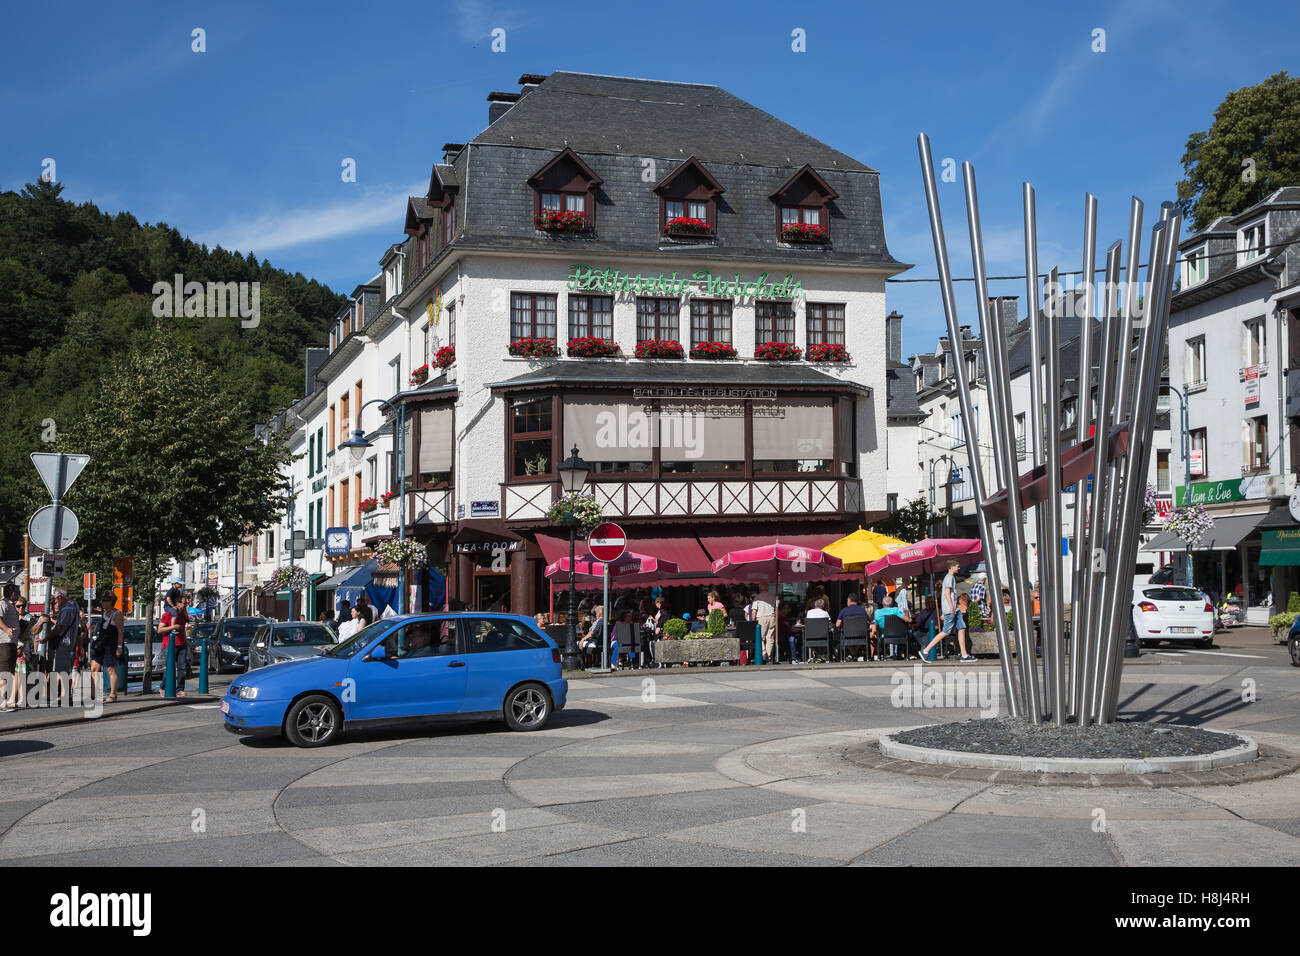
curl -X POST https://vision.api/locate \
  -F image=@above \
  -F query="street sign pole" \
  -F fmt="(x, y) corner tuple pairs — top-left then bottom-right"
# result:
(602, 562), (610, 671)
(51, 454), (66, 556)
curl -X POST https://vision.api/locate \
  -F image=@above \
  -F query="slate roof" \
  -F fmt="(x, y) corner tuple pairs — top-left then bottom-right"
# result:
(885, 361), (924, 421)
(486, 360), (869, 394)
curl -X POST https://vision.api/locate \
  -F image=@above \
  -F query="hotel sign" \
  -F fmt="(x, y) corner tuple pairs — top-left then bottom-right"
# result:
(567, 264), (803, 300)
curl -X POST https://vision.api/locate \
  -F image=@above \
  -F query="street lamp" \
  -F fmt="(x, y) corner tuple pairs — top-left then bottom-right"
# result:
(557, 444), (590, 672)
(339, 398), (408, 613)
(928, 454), (960, 537)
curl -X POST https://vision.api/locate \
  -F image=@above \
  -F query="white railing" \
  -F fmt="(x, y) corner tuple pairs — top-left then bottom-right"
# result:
(503, 478), (863, 521)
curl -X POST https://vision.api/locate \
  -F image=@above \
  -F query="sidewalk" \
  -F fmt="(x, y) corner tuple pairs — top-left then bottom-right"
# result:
(0, 672), (233, 734)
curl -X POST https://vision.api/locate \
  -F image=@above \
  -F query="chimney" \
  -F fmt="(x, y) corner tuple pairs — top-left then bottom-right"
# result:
(305, 347), (327, 394)
(517, 73), (547, 95)
(487, 91), (520, 125)
(442, 143), (465, 165)
(885, 311), (903, 364)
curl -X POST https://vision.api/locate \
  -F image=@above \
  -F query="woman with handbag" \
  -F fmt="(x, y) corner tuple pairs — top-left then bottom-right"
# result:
(91, 592), (125, 702)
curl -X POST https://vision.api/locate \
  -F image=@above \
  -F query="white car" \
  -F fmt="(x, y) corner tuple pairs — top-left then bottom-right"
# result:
(1131, 585), (1214, 648)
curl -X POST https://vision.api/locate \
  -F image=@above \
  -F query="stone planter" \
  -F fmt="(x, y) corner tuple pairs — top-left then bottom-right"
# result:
(653, 637), (740, 664)
(969, 629), (1019, 656)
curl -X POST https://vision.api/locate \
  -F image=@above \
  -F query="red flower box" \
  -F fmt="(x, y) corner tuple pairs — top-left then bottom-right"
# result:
(634, 339), (685, 359)
(434, 345), (455, 369)
(689, 341), (737, 360)
(754, 341), (803, 361)
(807, 342), (850, 362)
(381, 490), (398, 505)
(509, 337), (560, 358)
(409, 364), (430, 386)
(566, 336), (620, 358)
(663, 216), (713, 237)
(359, 496), (379, 514)
(781, 222), (829, 243)
(535, 209), (589, 232)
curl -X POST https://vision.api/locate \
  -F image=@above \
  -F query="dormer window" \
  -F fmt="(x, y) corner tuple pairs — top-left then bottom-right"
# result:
(1238, 218), (1266, 265)
(655, 156), (724, 238)
(528, 148), (600, 232)
(770, 164), (837, 243)
(1182, 243), (1208, 287)
(427, 165), (459, 252)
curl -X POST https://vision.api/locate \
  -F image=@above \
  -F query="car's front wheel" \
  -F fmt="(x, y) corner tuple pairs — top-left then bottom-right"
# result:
(1290, 634), (1300, 668)
(284, 694), (343, 747)
(503, 683), (552, 732)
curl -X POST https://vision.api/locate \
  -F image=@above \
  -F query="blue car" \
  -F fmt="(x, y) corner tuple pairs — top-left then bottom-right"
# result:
(222, 613), (567, 747)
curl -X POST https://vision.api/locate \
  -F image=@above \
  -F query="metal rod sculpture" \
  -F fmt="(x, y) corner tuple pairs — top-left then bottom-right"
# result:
(917, 134), (1180, 723)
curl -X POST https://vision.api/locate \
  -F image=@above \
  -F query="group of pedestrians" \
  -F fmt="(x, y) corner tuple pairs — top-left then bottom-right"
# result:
(0, 584), (95, 709)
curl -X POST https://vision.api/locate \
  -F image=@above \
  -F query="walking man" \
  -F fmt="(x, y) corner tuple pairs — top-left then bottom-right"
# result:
(0, 585), (20, 710)
(750, 586), (777, 663)
(919, 559), (964, 660)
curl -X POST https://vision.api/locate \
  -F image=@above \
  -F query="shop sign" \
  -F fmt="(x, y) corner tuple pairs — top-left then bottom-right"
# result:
(470, 500), (499, 518)
(1189, 449), (1203, 476)
(1175, 478), (1261, 507)
(568, 264), (803, 300)
(324, 527), (352, 556)
(633, 387), (777, 401)
(1245, 365), (1260, 408)
(457, 503), (466, 519)
(454, 540), (523, 554)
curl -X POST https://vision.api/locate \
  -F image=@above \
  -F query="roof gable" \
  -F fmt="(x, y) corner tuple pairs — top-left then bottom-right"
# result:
(654, 155), (724, 197)
(526, 146), (603, 189)
(770, 163), (839, 203)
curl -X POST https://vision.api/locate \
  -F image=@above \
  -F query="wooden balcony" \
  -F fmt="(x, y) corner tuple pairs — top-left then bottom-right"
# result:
(384, 489), (455, 534)
(502, 476), (864, 523)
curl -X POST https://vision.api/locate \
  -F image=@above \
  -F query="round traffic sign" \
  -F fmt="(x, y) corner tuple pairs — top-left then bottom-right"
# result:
(588, 522), (627, 563)
(28, 504), (79, 552)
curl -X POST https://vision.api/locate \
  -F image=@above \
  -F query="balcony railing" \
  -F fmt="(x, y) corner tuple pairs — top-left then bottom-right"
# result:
(384, 489), (455, 533)
(502, 476), (864, 523)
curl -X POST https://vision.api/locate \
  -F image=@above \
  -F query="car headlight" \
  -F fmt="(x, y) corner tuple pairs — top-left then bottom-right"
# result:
(222, 644), (237, 653)
(236, 686), (259, 700)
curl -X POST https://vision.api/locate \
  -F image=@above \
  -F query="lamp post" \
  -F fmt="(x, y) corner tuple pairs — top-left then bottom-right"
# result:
(1165, 384), (1194, 587)
(557, 444), (590, 672)
(339, 398), (407, 613)
(928, 454), (960, 537)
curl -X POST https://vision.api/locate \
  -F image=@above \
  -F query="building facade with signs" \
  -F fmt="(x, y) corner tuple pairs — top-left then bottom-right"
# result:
(1157, 187), (1300, 617)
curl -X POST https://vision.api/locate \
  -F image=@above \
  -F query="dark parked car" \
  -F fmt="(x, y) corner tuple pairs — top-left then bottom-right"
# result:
(211, 617), (270, 673)
(246, 622), (336, 671)
(189, 621), (218, 667)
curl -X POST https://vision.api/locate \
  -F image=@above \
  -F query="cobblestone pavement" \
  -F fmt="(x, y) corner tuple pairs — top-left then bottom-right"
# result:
(0, 648), (1296, 866)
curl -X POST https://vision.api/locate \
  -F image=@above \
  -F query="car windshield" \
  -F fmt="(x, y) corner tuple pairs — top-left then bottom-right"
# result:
(1144, 587), (1203, 602)
(123, 625), (147, 643)
(322, 620), (391, 658)
(192, 623), (216, 636)
(221, 620), (263, 640)
(271, 625), (334, 647)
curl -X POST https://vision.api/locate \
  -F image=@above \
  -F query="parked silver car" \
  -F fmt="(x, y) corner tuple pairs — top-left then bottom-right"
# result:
(245, 621), (337, 671)
(123, 620), (192, 681)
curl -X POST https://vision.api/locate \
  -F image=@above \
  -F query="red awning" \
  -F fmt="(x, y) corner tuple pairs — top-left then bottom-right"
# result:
(698, 533), (845, 562)
(535, 534), (712, 578)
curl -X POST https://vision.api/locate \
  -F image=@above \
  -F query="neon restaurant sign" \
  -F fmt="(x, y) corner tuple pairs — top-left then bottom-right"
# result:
(566, 263), (804, 299)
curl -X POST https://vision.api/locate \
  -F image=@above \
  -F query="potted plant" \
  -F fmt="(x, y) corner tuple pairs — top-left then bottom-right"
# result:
(663, 618), (690, 640)
(546, 491), (602, 533)
(566, 336), (620, 358)
(374, 537), (428, 569)
(780, 222), (829, 243)
(689, 341), (737, 360)
(754, 341), (802, 361)
(434, 345), (455, 370)
(523, 453), (549, 476)
(409, 364), (430, 386)
(657, 609), (741, 663)
(662, 216), (713, 238)
(634, 339), (685, 359)
(381, 490), (398, 506)
(268, 564), (311, 593)
(196, 585), (219, 603)
(359, 496), (379, 514)
(807, 342), (850, 363)
(534, 209), (590, 232)
(509, 337), (560, 358)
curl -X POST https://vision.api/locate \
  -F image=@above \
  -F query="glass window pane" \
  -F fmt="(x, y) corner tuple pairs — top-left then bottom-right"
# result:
(782, 207), (798, 225)
(542, 193), (561, 211)
(666, 201), (683, 219)
(803, 208), (820, 225)
(659, 401), (744, 471)
(418, 407), (453, 476)
(688, 201), (706, 219)
(753, 400), (834, 471)
(567, 193), (585, 213)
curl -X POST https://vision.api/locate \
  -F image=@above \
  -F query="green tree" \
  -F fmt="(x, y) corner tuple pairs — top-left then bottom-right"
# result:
(870, 496), (944, 543)
(1176, 71), (1300, 229)
(56, 333), (291, 692)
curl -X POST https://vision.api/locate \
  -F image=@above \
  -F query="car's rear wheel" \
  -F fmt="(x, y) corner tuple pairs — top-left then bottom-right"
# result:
(1199, 637), (1213, 648)
(284, 695), (342, 747)
(1290, 634), (1300, 668)
(503, 683), (552, 732)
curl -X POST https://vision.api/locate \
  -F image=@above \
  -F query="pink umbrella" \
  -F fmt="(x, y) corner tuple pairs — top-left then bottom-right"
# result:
(862, 538), (982, 578)
(545, 552), (680, 588)
(710, 543), (843, 584)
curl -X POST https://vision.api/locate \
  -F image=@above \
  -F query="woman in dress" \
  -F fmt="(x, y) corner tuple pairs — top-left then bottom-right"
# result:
(92, 592), (126, 703)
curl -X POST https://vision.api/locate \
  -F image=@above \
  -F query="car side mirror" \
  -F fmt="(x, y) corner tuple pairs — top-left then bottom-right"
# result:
(256, 642), (266, 649)
(368, 644), (387, 661)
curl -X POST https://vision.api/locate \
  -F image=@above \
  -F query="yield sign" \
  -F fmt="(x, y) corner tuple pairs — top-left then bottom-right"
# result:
(31, 453), (90, 501)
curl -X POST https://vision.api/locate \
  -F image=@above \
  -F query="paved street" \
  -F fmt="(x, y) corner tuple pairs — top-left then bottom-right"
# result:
(0, 630), (1296, 867)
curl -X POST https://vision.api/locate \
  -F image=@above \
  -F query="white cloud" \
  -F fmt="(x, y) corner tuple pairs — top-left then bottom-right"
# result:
(195, 183), (423, 255)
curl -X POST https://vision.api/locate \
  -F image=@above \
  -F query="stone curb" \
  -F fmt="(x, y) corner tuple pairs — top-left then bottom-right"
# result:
(0, 695), (221, 734)
(878, 726), (1258, 774)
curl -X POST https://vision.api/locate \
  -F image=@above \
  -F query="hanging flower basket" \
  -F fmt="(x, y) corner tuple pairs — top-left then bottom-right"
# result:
(535, 209), (589, 232)
(689, 341), (737, 360)
(1142, 483), (1158, 526)
(1162, 504), (1214, 548)
(381, 490), (398, 505)
(509, 337), (560, 358)
(781, 222), (829, 243)
(567, 336), (620, 358)
(807, 342), (851, 363)
(434, 345), (455, 369)
(269, 564), (311, 593)
(754, 341), (803, 361)
(547, 492), (603, 534)
(663, 216), (713, 237)
(196, 586), (219, 602)
(634, 339), (684, 359)
(359, 497), (379, 514)
(409, 364), (429, 386)
(374, 538), (428, 569)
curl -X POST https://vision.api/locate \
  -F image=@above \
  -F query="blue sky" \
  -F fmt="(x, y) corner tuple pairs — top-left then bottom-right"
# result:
(2, 0), (1295, 359)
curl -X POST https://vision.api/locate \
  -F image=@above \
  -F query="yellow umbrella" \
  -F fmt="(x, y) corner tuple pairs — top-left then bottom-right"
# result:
(823, 528), (910, 572)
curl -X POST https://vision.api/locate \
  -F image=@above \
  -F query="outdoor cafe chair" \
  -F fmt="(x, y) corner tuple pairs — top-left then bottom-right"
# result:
(840, 615), (871, 662)
(801, 617), (831, 662)
(880, 614), (910, 660)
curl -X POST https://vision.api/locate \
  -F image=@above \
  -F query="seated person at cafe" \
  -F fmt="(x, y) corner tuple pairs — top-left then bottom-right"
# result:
(870, 595), (911, 659)
(805, 598), (831, 622)
(690, 608), (708, 633)
(835, 593), (869, 630)
(911, 596), (938, 638)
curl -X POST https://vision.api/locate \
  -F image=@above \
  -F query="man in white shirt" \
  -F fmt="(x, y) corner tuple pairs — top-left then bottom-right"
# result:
(750, 587), (777, 663)
(805, 598), (831, 621)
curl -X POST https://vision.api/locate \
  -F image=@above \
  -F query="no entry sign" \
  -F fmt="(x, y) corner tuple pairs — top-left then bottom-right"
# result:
(588, 522), (627, 563)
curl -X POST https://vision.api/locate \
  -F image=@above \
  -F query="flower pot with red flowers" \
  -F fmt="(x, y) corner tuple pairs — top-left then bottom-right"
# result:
(409, 364), (430, 386)
(807, 342), (851, 363)
(754, 341), (803, 361)
(634, 339), (685, 359)
(434, 345), (455, 370)
(780, 222), (829, 243)
(662, 216), (714, 238)
(534, 209), (590, 233)
(566, 336), (620, 358)
(381, 490), (398, 506)
(689, 341), (737, 360)
(509, 337), (560, 358)
(359, 496), (379, 514)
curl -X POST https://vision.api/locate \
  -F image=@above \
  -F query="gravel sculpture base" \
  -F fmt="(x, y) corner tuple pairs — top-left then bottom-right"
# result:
(880, 716), (1256, 774)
